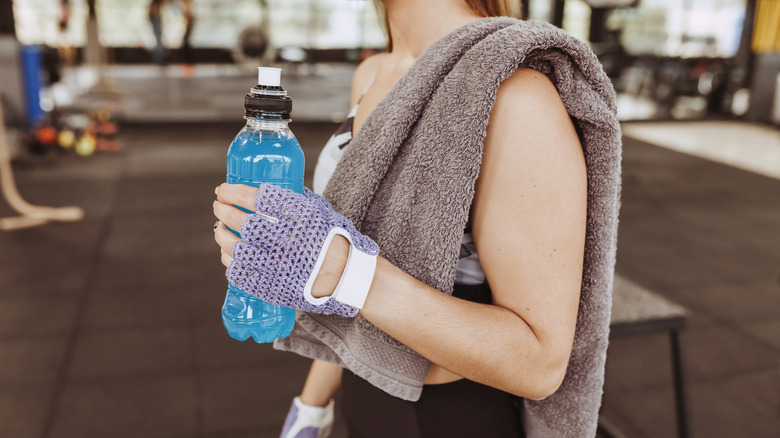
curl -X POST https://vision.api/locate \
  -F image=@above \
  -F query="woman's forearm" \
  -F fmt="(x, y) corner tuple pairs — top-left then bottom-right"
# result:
(359, 257), (566, 400)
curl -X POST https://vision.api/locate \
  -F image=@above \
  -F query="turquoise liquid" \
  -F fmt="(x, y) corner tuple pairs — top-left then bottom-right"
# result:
(222, 119), (304, 343)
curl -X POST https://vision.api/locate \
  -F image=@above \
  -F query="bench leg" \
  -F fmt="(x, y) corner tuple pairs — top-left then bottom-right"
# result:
(670, 329), (691, 438)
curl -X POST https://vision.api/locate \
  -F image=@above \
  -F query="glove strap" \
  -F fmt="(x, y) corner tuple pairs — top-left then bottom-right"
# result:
(303, 228), (377, 310)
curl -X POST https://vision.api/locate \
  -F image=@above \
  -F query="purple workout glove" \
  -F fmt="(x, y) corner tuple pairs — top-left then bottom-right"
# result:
(227, 184), (379, 317)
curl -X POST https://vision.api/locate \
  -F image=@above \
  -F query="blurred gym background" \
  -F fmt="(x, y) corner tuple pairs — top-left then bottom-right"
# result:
(0, 1), (778, 437)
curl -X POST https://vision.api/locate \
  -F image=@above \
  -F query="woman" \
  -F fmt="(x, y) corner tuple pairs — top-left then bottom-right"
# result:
(213, 1), (621, 437)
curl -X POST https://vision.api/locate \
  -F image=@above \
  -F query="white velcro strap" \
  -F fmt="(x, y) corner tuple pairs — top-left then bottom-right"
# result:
(303, 227), (377, 309)
(330, 234), (377, 309)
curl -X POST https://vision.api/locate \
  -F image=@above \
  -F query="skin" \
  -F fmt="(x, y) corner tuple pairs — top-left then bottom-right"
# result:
(214, 0), (587, 401)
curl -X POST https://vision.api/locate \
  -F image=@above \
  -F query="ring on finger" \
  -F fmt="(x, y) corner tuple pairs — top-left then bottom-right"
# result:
(254, 211), (279, 223)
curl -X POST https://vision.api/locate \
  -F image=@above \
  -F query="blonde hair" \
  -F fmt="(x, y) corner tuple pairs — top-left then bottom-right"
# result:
(465, 0), (516, 17)
(374, 0), (521, 52)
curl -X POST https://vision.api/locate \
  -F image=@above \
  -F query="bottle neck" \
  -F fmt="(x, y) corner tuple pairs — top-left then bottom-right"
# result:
(244, 117), (290, 130)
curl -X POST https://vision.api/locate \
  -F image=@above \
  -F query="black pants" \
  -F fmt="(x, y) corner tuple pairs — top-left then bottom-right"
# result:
(341, 283), (522, 437)
(340, 370), (524, 438)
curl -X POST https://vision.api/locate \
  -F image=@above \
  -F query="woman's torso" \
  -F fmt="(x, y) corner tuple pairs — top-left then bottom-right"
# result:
(313, 54), (486, 384)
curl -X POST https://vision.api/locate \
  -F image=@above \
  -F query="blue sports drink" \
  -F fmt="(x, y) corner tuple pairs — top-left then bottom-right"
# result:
(222, 67), (304, 343)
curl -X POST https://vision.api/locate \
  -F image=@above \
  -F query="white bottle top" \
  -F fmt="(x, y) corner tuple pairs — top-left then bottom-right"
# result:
(257, 67), (281, 87)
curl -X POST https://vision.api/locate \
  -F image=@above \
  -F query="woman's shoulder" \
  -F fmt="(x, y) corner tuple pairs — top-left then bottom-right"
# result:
(496, 67), (567, 121)
(484, 66), (582, 176)
(350, 52), (388, 105)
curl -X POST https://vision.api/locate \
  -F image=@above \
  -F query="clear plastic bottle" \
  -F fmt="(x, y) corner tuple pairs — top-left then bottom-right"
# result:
(222, 67), (303, 343)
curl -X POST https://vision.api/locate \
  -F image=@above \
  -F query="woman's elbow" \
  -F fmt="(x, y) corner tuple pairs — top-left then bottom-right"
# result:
(510, 350), (570, 401)
(526, 364), (568, 401)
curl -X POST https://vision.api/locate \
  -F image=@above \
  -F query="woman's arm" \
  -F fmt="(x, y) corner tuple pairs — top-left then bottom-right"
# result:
(214, 68), (586, 400)
(352, 68), (586, 400)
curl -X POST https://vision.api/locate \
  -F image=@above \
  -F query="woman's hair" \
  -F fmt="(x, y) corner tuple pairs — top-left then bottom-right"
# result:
(464, 0), (516, 17)
(374, 0), (521, 52)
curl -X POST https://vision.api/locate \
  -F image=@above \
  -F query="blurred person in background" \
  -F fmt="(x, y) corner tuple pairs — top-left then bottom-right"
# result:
(180, 0), (194, 76)
(57, 0), (76, 66)
(213, 0), (621, 437)
(149, 0), (165, 66)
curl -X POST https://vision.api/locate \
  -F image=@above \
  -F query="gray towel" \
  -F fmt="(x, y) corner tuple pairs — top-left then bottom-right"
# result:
(275, 17), (621, 437)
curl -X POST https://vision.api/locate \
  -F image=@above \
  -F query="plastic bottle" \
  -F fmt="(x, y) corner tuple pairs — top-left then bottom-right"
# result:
(222, 67), (304, 343)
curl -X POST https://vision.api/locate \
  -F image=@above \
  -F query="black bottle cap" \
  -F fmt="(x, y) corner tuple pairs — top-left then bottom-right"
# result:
(244, 85), (292, 119)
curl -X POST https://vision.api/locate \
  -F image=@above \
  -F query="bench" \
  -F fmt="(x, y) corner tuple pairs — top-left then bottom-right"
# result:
(599, 274), (691, 438)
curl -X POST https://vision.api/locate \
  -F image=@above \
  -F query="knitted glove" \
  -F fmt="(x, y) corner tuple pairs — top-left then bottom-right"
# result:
(303, 187), (334, 210)
(280, 397), (334, 438)
(227, 184), (379, 317)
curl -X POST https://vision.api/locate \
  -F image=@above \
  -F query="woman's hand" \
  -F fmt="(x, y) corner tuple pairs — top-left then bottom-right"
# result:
(212, 183), (253, 269)
(212, 183), (378, 317)
(213, 184), (350, 298)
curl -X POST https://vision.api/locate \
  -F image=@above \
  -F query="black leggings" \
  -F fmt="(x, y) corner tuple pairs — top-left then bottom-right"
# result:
(340, 369), (524, 438)
(340, 283), (521, 437)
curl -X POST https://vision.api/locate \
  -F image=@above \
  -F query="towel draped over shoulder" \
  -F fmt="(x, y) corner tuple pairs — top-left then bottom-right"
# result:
(275, 17), (622, 437)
